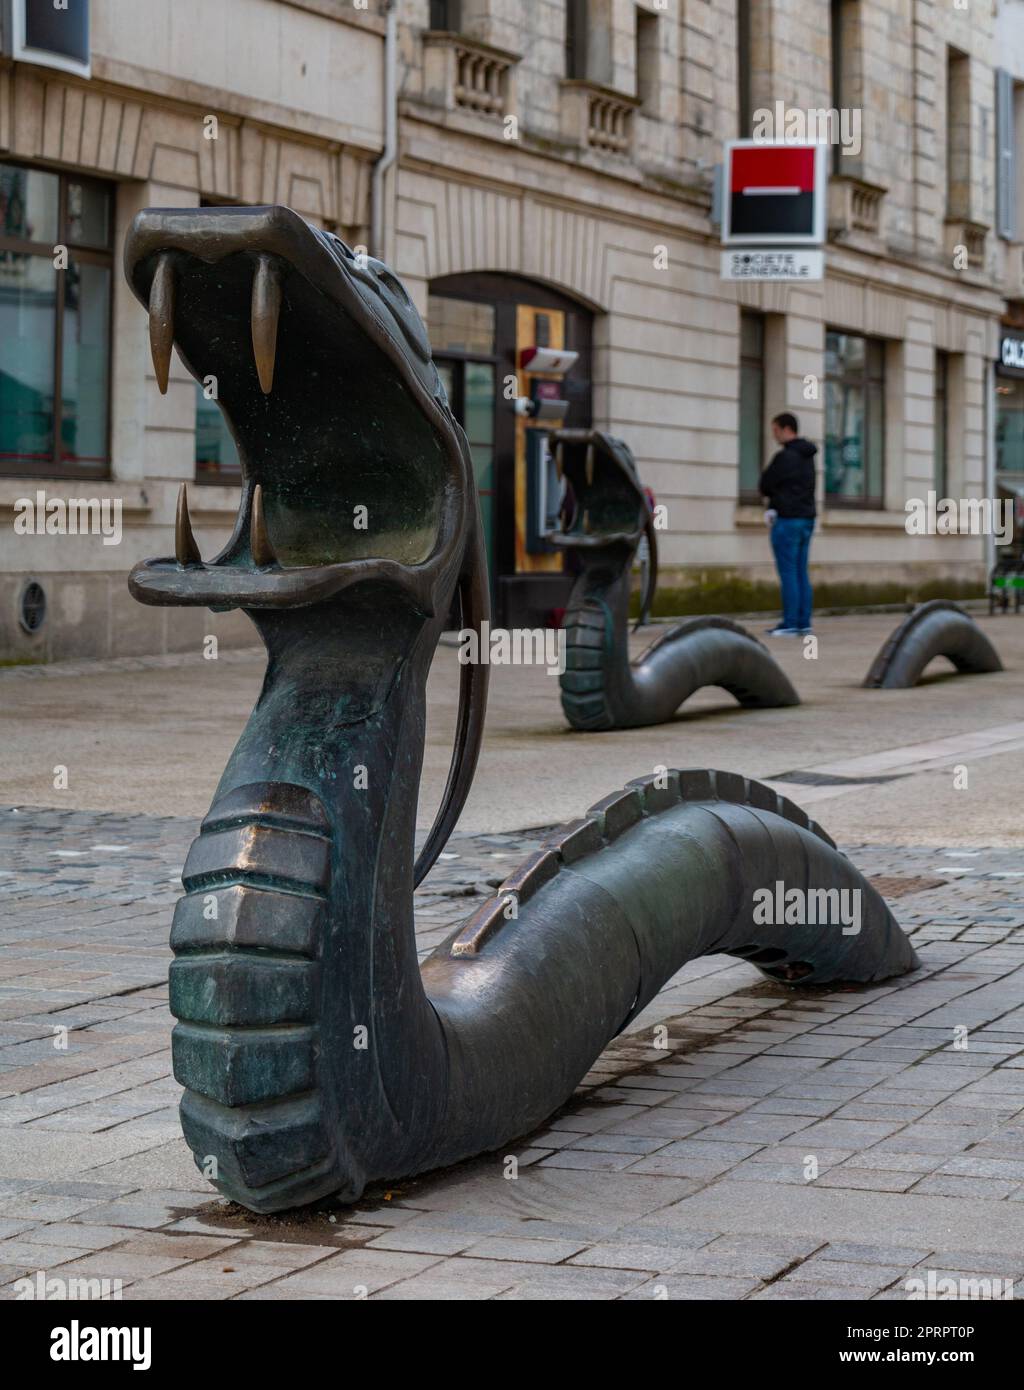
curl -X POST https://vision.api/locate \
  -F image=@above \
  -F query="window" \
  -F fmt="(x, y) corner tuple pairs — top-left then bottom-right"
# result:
(193, 196), (243, 483)
(635, 8), (659, 110)
(996, 375), (1024, 477)
(947, 48), (970, 218)
(996, 68), (1019, 241)
(427, 295), (496, 356)
(428, 292), (498, 583)
(426, 273), (594, 626)
(737, 0), (752, 136)
(825, 331), (885, 506)
(429, 0), (461, 29)
(565, 0), (588, 80)
(934, 350), (949, 496)
(738, 311), (765, 499)
(0, 163), (112, 478)
(830, 0), (860, 174)
(195, 383), (241, 484)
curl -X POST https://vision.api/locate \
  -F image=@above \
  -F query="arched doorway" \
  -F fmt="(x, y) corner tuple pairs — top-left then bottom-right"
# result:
(427, 273), (593, 628)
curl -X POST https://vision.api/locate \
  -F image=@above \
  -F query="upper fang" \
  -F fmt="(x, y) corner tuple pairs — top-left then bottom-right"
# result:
(252, 255), (281, 395)
(149, 254), (175, 395)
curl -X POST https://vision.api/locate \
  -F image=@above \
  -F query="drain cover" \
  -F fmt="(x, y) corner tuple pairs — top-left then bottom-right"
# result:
(869, 875), (947, 898)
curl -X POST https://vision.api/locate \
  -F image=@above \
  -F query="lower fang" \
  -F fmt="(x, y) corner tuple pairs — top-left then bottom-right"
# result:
(250, 484), (278, 568)
(175, 484), (202, 566)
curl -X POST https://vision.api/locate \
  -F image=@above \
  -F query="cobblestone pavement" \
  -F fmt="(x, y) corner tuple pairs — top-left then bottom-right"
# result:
(1, 805), (1023, 1300)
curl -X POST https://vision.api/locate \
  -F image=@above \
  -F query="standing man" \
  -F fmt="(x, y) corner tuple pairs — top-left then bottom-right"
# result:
(760, 412), (817, 636)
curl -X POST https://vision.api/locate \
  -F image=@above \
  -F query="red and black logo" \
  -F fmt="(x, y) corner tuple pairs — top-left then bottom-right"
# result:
(730, 147), (816, 238)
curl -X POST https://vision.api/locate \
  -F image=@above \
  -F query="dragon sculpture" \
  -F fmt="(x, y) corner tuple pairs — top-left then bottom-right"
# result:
(547, 430), (800, 730)
(126, 206), (919, 1213)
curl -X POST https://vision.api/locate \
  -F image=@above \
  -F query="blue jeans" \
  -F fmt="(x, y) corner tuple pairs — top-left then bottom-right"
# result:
(770, 517), (815, 630)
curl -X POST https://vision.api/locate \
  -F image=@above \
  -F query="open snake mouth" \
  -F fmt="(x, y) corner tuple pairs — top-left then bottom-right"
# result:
(546, 428), (658, 625)
(125, 205), (488, 889)
(125, 205), (468, 614)
(547, 429), (648, 548)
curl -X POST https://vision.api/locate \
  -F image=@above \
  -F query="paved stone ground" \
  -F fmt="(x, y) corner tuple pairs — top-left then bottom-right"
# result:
(1, 804), (1023, 1299)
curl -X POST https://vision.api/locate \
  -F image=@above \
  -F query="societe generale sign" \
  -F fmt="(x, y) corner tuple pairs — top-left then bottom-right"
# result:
(722, 141), (829, 247)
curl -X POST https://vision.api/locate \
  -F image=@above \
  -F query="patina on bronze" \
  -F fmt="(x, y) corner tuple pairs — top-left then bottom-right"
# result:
(863, 599), (1003, 688)
(127, 206), (918, 1214)
(548, 430), (800, 730)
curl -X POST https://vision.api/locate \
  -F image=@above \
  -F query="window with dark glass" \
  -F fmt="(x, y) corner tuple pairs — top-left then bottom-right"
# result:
(996, 375), (1024, 477)
(195, 381), (242, 483)
(0, 162), (112, 477)
(947, 48), (970, 217)
(830, 0), (860, 175)
(738, 310), (765, 499)
(566, 0), (589, 80)
(427, 293), (497, 580)
(934, 350), (949, 495)
(429, 0), (461, 29)
(737, 0), (752, 136)
(193, 196), (242, 483)
(636, 8), (659, 109)
(825, 330), (885, 506)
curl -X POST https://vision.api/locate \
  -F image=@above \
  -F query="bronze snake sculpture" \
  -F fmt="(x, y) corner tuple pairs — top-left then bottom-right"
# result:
(863, 600), (1003, 689)
(548, 430), (800, 730)
(126, 205), (919, 1213)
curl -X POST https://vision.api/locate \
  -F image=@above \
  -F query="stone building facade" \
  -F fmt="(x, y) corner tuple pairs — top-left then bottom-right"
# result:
(0, 0), (1021, 658)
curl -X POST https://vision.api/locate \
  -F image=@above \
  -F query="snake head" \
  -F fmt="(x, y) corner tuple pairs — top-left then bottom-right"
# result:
(124, 204), (473, 619)
(124, 204), (489, 885)
(546, 428), (657, 627)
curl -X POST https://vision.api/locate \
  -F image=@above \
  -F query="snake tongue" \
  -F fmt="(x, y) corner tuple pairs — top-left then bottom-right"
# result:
(250, 484), (278, 568)
(149, 254), (175, 395)
(252, 254), (281, 395)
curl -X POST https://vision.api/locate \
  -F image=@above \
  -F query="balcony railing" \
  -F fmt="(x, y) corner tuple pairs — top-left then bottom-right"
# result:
(455, 42), (512, 115)
(587, 90), (633, 153)
(561, 80), (640, 157)
(422, 31), (518, 123)
(829, 175), (886, 239)
(944, 217), (988, 269)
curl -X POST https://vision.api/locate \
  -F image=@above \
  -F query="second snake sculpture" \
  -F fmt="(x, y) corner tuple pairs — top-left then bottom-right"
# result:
(548, 430), (800, 730)
(863, 600), (1004, 689)
(125, 207), (918, 1214)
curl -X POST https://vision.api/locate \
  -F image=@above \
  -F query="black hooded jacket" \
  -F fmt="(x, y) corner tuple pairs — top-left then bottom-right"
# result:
(760, 438), (817, 518)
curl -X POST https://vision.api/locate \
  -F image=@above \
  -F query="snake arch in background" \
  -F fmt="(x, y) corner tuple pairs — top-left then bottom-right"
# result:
(863, 600), (1004, 689)
(126, 206), (918, 1213)
(547, 430), (800, 730)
